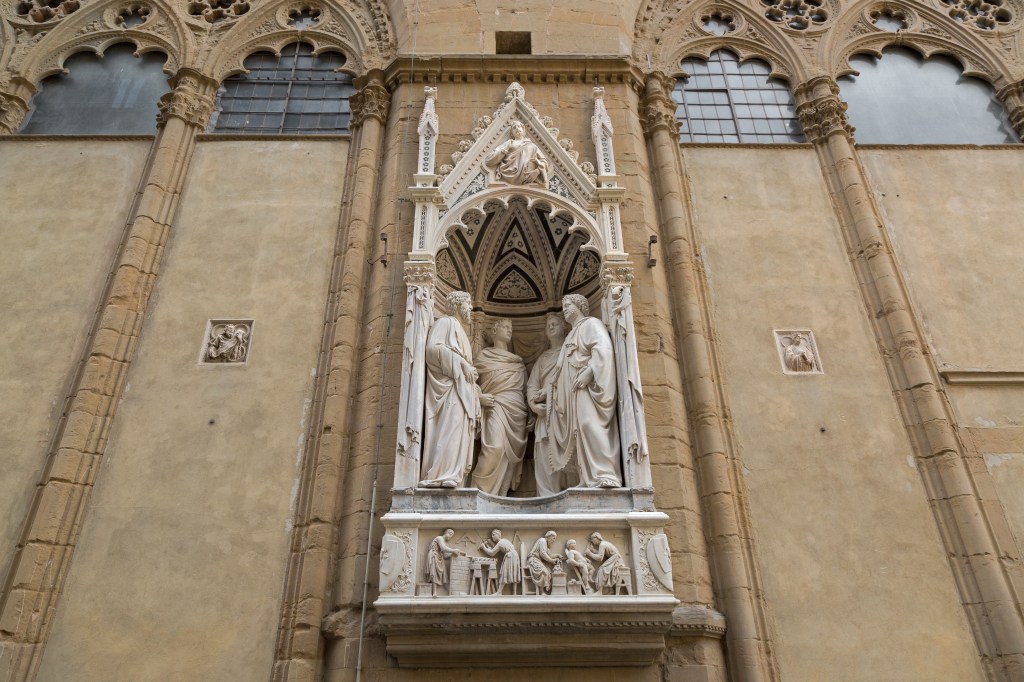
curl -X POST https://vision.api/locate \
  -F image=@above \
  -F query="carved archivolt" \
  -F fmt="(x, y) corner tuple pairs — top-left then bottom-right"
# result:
(825, 0), (1015, 82)
(0, 0), (395, 98)
(6, 0), (190, 83)
(632, 0), (1024, 92)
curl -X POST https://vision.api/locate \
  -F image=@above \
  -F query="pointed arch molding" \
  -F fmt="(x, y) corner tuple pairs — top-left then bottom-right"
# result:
(1, 0), (396, 86)
(631, 0), (1023, 85)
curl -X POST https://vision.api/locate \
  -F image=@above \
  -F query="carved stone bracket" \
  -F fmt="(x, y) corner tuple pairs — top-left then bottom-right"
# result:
(793, 76), (855, 143)
(351, 81), (391, 128)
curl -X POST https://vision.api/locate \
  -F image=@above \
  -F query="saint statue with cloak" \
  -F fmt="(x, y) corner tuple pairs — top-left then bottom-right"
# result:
(483, 119), (550, 187)
(419, 290), (480, 488)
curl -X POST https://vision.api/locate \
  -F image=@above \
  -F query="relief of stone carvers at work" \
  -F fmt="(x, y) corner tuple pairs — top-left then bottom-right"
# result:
(422, 528), (632, 598)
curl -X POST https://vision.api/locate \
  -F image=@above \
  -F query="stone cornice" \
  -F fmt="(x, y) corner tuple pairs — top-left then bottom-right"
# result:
(382, 55), (645, 93)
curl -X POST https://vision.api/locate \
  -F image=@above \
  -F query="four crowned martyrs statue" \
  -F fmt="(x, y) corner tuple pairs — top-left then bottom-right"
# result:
(419, 291), (623, 495)
(376, 86), (674, 660)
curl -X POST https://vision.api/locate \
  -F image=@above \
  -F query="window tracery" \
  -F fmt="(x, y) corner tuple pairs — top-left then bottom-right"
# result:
(675, 50), (805, 143)
(761, 0), (828, 30)
(211, 42), (353, 134)
(14, 0), (81, 24)
(938, 0), (1013, 30)
(187, 0), (250, 24)
(19, 43), (170, 134)
(115, 4), (150, 28)
(839, 47), (1018, 143)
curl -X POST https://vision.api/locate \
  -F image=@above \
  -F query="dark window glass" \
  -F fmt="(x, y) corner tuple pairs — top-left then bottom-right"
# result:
(839, 48), (1017, 144)
(674, 50), (804, 144)
(19, 44), (169, 135)
(211, 43), (353, 135)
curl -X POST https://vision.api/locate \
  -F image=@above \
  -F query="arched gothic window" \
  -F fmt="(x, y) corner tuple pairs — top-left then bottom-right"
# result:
(210, 43), (354, 135)
(673, 50), (804, 143)
(19, 44), (169, 135)
(839, 48), (1017, 144)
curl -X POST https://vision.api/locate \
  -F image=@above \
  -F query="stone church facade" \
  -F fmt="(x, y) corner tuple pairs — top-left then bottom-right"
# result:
(2, 1), (1024, 680)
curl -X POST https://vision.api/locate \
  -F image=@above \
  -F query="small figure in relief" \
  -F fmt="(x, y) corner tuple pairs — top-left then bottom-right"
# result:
(425, 528), (464, 596)
(547, 294), (622, 488)
(527, 313), (576, 496)
(478, 529), (522, 595)
(483, 120), (549, 187)
(420, 291), (480, 488)
(782, 332), (818, 373)
(563, 538), (595, 595)
(526, 530), (559, 594)
(586, 532), (626, 595)
(471, 319), (529, 496)
(207, 323), (249, 363)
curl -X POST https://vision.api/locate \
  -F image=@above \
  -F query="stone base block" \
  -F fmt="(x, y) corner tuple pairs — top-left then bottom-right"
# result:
(376, 596), (679, 667)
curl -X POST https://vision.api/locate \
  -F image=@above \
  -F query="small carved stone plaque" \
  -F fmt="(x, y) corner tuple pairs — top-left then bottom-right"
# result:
(775, 329), (822, 374)
(201, 319), (253, 364)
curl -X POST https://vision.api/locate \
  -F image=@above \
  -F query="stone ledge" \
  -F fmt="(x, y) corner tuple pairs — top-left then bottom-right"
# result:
(389, 486), (656, 513)
(371, 595), (682, 667)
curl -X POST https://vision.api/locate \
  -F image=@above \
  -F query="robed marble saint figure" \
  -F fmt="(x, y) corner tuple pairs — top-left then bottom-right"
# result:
(546, 294), (623, 488)
(419, 291), (480, 488)
(483, 120), (550, 187)
(528, 312), (577, 496)
(470, 318), (529, 496)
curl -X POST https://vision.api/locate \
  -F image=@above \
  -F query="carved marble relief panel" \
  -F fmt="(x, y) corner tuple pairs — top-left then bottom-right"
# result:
(200, 318), (253, 364)
(775, 329), (823, 374)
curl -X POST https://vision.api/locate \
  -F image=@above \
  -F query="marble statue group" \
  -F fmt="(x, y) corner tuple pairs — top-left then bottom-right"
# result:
(419, 290), (623, 495)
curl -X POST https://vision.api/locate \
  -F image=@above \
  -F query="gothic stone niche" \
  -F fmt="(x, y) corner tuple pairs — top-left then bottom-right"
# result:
(373, 83), (683, 668)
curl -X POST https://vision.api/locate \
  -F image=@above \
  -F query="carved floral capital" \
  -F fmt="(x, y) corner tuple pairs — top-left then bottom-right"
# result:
(793, 76), (854, 143)
(996, 80), (1024, 140)
(601, 261), (636, 288)
(156, 78), (216, 129)
(640, 73), (678, 137)
(351, 82), (391, 127)
(0, 91), (30, 134)
(404, 261), (436, 289)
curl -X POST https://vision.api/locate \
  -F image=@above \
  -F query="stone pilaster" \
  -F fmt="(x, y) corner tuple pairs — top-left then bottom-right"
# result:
(996, 79), (1024, 141)
(0, 69), (216, 682)
(640, 72), (778, 682)
(795, 74), (1024, 679)
(271, 71), (391, 682)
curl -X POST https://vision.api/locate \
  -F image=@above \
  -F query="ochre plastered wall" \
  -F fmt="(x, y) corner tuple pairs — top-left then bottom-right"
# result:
(861, 148), (1024, 373)
(32, 139), (349, 682)
(0, 139), (151, 584)
(684, 145), (986, 681)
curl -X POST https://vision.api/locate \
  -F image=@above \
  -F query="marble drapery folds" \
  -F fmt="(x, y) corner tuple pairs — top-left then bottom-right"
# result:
(471, 345), (529, 495)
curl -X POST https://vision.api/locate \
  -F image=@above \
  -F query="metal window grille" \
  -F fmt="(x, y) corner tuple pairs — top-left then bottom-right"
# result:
(213, 42), (354, 135)
(674, 51), (805, 144)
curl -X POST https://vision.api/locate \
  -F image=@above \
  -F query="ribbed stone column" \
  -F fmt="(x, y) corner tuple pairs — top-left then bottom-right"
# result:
(271, 71), (390, 682)
(795, 74), (1024, 680)
(0, 68), (216, 682)
(640, 72), (777, 682)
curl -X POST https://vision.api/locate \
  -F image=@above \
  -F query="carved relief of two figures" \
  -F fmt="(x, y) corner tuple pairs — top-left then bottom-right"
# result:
(418, 290), (623, 494)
